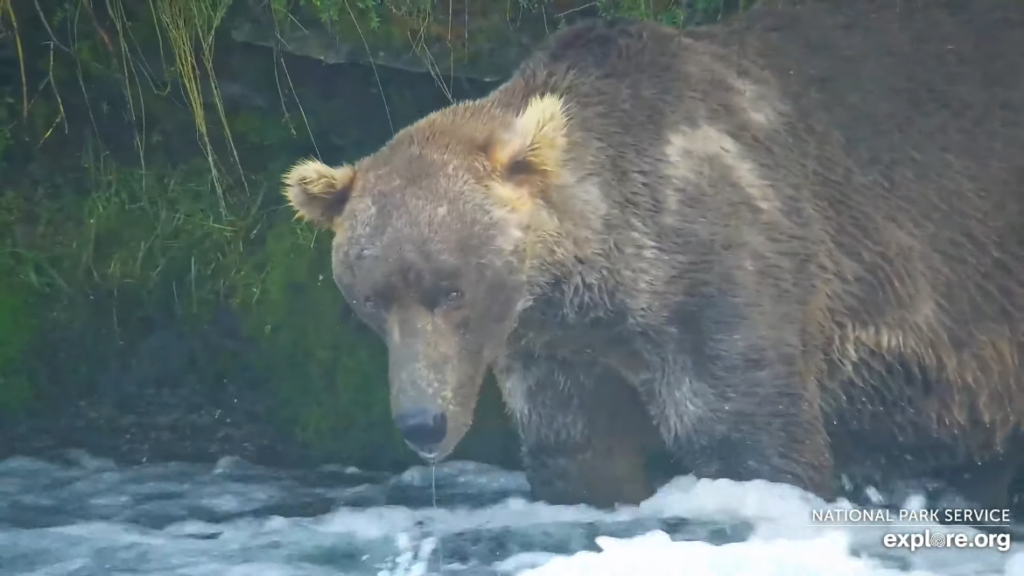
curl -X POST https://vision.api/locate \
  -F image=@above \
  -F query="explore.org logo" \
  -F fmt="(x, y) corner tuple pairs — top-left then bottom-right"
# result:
(881, 530), (1011, 553)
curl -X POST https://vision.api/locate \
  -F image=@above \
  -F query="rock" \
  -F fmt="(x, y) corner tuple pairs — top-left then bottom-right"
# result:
(227, 0), (602, 81)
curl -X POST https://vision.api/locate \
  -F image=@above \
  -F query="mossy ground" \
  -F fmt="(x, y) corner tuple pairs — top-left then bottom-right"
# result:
(0, 0), (748, 470)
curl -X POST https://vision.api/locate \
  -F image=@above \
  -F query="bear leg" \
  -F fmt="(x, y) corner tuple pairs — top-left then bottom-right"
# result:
(646, 322), (837, 500)
(938, 455), (1020, 512)
(495, 353), (660, 508)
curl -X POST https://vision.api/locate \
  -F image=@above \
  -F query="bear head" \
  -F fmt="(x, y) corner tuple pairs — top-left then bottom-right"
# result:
(281, 93), (571, 462)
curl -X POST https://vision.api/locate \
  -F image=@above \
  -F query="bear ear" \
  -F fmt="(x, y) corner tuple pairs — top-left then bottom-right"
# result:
(282, 158), (357, 229)
(484, 93), (569, 212)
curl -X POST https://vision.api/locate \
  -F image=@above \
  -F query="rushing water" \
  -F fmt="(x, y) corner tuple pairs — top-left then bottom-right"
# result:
(1, 451), (1022, 576)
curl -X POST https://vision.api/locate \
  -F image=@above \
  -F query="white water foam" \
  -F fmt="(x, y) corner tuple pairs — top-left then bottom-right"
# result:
(512, 477), (1023, 576)
(0, 452), (1021, 575)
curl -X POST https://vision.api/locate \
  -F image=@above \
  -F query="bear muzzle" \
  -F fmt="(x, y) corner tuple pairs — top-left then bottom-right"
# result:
(385, 311), (490, 463)
(388, 341), (464, 462)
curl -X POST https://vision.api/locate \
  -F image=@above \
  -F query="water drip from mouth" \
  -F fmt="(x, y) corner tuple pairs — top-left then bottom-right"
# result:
(431, 461), (444, 574)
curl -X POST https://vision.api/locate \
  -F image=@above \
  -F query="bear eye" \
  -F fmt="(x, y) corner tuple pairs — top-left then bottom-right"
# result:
(441, 289), (464, 308)
(362, 296), (378, 311)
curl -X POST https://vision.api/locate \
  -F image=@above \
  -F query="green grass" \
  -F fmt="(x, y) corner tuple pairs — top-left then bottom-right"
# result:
(0, 0), (752, 469)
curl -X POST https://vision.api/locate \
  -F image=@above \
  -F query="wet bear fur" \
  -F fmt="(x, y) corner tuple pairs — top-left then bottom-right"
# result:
(282, 0), (1024, 509)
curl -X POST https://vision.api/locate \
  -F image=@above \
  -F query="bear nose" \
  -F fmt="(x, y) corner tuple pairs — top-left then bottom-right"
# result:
(394, 409), (448, 457)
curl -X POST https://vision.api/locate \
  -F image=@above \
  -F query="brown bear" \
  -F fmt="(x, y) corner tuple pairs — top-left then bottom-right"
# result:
(282, 0), (1024, 510)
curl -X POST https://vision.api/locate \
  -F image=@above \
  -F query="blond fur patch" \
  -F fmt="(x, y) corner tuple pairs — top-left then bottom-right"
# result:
(486, 94), (570, 213)
(282, 158), (357, 229)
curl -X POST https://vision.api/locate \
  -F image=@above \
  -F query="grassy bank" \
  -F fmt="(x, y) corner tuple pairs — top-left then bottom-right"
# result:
(0, 0), (747, 470)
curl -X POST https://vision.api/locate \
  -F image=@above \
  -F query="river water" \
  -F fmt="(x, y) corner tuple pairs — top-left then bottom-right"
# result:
(1, 451), (1021, 575)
